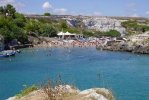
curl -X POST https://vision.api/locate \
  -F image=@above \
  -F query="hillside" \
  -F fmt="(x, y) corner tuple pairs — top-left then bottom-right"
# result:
(25, 14), (149, 36)
(1, 4), (149, 50)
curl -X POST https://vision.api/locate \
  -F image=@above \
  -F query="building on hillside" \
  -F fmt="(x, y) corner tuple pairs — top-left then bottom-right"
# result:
(57, 32), (83, 39)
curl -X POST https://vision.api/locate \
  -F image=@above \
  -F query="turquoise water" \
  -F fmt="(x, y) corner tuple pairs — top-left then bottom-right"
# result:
(0, 47), (149, 100)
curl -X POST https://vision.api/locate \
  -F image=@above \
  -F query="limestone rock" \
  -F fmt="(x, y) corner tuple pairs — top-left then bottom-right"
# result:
(82, 17), (126, 35)
(78, 88), (114, 100)
(7, 85), (115, 100)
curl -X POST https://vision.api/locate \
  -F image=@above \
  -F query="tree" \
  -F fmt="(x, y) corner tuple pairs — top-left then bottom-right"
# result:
(25, 19), (40, 33)
(5, 4), (16, 17)
(82, 30), (94, 37)
(0, 16), (7, 27)
(0, 14), (28, 43)
(39, 24), (57, 37)
(14, 13), (26, 27)
(60, 21), (68, 29)
(0, 4), (16, 17)
(44, 13), (51, 16)
(0, 27), (12, 43)
(0, 6), (4, 14)
(104, 30), (121, 37)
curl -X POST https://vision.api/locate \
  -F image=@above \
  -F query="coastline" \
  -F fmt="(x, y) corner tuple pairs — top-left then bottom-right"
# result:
(5, 35), (149, 55)
(29, 37), (149, 55)
(7, 85), (115, 100)
(97, 43), (149, 54)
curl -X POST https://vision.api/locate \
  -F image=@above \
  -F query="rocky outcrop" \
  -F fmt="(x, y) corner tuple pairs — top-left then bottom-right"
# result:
(98, 39), (149, 54)
(82, 17), (126, 35)
(66, 17), (126, 35)
(78, 88), (114, 100)
(7, 85), (114, 100)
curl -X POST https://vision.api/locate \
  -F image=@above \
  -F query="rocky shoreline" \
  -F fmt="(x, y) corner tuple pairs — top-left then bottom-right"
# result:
(3, 32), (149, 55)
(7, 85), (114, 100)
(97, 42), (149, 54)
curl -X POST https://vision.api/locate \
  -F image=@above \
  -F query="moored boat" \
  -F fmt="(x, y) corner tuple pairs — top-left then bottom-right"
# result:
(0, 50), (16, 58)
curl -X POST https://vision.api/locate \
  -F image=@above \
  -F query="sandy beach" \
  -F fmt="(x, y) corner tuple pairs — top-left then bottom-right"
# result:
(33, 38), (103, 49)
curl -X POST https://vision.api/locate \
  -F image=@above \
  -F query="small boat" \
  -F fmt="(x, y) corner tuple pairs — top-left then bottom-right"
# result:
(0, 50), (16, 58)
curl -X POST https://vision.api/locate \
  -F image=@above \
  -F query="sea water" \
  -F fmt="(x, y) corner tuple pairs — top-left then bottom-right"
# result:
(0, 47), (149, 100)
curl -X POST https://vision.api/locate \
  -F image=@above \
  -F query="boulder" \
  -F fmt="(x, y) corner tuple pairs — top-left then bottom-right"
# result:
(7, 85), (115, 100)
(79, 88), (114, 100)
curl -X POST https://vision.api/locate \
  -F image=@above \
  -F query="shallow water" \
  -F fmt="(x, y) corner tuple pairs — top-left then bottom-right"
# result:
(0, 47), (149, 100)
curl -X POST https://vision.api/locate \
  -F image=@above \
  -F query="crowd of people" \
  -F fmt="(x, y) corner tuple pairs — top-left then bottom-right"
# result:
(33, 39), (105, 48)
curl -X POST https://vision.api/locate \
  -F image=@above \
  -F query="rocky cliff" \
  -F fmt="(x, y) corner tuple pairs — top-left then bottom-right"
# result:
(66, 17), (126, 35)
(82, 17), (126, 35)
(25, 15), (127, 36)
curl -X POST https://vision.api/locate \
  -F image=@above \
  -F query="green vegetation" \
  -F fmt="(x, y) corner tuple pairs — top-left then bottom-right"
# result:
(24, 19), (58, 37)
(16, 85), (38, 98)
(0, 4), (58, 44)
(0, 4), (124, 46)
(0, 4), (16, 17)
(103, 30), (121, 37)
(0, 4), (28, 43)
(58, 21), (80, 34)
(83, 30), (121, 37)
(0, 15), (28, 43)
(39, 23), (57, 37)
(82, 30), (94, 37)
(44, 12), (51, 16)
(122, 20), (149, 35)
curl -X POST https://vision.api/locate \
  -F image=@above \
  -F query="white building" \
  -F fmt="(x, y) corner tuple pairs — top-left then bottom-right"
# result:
(57, 32), (83, 39)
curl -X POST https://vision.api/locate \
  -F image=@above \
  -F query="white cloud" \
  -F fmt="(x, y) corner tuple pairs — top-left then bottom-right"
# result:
(145, 11), (149, 17)
(127, 2), (137, 12)
(42, 1), (52, 10)
(127, 2), (137, 9)
(126, 2), (139, 17)
(93, 11), (102, 16)
(53, 8), (68, 15)
(130, 13), (139, 17)
(42, 1), (68, 15)
(127, 3), (137, 11)
(0, 0), (15, 6)
(145, 11), (149, 15)
(0, 0), (25, 12)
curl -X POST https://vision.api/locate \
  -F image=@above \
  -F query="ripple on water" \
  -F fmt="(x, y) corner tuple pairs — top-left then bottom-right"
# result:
(0, 47), (149, 100)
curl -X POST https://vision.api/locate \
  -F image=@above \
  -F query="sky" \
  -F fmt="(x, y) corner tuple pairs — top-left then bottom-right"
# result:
(0, 0), (149, 17)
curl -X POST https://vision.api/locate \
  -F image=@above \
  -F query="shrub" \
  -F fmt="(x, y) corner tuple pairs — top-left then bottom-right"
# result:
(121, 20), (149, 35)
(42, 75), (64, 100)
(82, 30), (94, 37)
(44, 13), (51, 16)
(16, 85), (38, 98)
(104, 30), (121, 37)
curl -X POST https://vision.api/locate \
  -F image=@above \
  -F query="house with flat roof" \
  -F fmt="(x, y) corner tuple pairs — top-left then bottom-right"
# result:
(57, 32), (83, 39)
